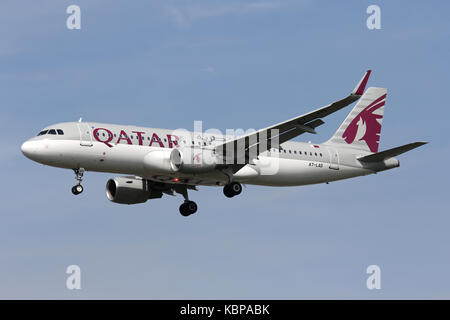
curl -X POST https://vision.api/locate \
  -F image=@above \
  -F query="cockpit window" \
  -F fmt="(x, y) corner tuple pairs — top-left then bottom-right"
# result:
(48, 129), (57, 135)
(37, 130), (48, 136)
(57, 129), (64, 135)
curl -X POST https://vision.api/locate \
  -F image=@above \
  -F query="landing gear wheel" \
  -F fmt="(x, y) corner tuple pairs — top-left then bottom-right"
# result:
(72, 168), (85, 195)
(179, 204), (189, 217)
(179, 201), (198, 216)
(230, 182), (242, 196)
(223, 185), (233, 198)
(223, 182), (242, 198)
(71, 185), (83, 195)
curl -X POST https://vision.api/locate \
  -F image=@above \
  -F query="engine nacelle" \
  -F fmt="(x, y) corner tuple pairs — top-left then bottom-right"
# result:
(143, 149), (174, 173)
(170, 147), (217, 173)
(106, 176), (162, 204)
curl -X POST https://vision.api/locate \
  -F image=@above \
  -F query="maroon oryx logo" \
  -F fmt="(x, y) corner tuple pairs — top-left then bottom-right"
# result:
(342, 93), (386, 153)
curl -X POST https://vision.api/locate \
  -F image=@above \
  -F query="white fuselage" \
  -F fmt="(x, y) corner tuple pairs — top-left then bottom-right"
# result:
(21, 121), (395, 188)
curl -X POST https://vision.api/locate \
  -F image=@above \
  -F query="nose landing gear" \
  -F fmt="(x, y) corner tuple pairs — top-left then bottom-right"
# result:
(71, 168), (85, 195)
(71, 185), (83, 195)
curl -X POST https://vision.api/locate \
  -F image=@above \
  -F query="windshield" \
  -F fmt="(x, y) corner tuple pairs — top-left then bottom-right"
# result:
(37, 130), (48, 136)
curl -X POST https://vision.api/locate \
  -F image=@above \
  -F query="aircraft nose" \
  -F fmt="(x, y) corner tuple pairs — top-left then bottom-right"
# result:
(21, 140), (36, 158)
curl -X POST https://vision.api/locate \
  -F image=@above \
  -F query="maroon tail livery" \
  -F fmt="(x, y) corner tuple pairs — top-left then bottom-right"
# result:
(327, 87), (387, 153)
(342, 93), (386, 152)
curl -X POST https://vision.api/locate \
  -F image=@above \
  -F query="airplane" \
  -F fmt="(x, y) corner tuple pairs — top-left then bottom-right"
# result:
(21, 70), (426, 216)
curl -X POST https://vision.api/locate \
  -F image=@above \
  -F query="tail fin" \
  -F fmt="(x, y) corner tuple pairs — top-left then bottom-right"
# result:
(327, 87), (387, 153)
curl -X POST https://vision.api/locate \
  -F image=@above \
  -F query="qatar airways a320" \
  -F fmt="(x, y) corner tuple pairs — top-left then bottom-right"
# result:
(21, 70), (426, 216)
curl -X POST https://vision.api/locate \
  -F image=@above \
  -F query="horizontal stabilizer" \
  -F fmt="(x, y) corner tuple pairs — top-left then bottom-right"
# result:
(358, 141), (427, 162)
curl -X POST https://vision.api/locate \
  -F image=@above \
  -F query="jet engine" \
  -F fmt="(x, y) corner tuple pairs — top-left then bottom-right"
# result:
(106, 176), (162, 204)
(143, 149), (174, 173)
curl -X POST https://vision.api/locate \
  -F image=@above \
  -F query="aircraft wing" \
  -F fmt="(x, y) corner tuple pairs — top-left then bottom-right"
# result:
(214, 70), (372, 163)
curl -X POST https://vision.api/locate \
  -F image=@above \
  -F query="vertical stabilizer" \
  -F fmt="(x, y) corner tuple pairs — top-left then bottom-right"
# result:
(327, 87), (387, 153)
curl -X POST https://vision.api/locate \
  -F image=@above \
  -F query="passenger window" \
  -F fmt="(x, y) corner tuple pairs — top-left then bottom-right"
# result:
(320, 153), (323, 157)
(57, 129), (64, 135)
(315, 152), (317, 156)
(289, 150), (291, 153)
(299, 151), (302, 155)
(310, 152), (312, 156)
(48, 129), (56, 135)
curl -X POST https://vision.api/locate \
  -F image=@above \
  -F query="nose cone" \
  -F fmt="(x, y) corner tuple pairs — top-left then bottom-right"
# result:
(21, 140), (44, 161)
(21, 141), (35, 158)
(21, 140), (53, 164)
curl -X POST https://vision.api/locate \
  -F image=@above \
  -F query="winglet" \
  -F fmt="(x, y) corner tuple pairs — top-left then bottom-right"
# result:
(352, 70), (372, 96)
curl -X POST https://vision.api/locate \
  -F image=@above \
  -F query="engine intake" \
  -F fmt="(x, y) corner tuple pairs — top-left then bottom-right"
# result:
(106, 176), (162, 204)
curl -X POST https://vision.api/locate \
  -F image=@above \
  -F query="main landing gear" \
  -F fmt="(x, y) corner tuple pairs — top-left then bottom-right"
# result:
(176, 185), (198, 217)
(179, 201), (198, 217)
(71, 168), (85, 195)
(221, 168), (242, 198)
(223, 181), (242, 198)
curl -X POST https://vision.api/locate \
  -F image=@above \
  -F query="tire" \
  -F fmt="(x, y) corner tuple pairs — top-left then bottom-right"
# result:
(186, 201), (197, 214)
(179, 203), (190, 217)
(72, 185), (83, 195)
(223, 185), (234, 198)
(179, 201), (197, 216)
(223, 182), (242, 198)
(230, 182), (242, 196)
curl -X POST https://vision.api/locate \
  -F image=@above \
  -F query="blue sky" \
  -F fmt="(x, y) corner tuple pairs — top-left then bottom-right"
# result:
(0, 0), (449, 299)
